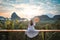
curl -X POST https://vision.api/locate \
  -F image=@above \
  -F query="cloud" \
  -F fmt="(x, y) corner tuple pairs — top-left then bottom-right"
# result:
(51, 0), (60, 4)
(12, 3), (54, 18)
(0, 0), (60, 18)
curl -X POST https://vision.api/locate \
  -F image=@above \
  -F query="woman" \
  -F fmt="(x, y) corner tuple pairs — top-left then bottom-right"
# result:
(25, 20), (39, 38)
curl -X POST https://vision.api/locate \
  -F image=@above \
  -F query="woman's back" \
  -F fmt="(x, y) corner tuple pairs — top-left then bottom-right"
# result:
(25, 20), (39, 38)
(28, 25), (35, 31)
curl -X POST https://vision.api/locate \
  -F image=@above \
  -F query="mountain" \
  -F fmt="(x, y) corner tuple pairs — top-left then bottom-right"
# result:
(37, 15), (51, 21)
(11, 12), (21, 20)
(34, 15), (60, 21)
(0, 16), (6, 20)
(53, 15), (60, 20)
(32, 15), (60, 23)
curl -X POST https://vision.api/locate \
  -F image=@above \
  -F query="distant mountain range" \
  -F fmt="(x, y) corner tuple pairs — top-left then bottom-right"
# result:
(0, 12), (27, 21)
(0, 16), (6, 20)
(11, 12), (27, 21)
(32, 15), (60, 23)
(11, 12), (21, 20)
(53, 15), (60, 20)
(34, 15), (60, 21)
(0, 12), (60, 21)
(36, 15), (51, 21)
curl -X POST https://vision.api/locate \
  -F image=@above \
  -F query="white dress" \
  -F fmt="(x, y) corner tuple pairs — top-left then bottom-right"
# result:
(25, 23), (39, 38)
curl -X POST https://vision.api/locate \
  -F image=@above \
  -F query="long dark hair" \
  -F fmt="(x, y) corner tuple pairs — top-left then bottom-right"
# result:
(30, 20), (33, 26)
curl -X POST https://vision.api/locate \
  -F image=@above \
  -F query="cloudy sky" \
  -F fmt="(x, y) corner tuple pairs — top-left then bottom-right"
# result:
(0, 0), (60, 19)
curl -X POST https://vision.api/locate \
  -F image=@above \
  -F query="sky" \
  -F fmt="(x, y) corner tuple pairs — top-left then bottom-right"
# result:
(0, 0), (60, 19)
